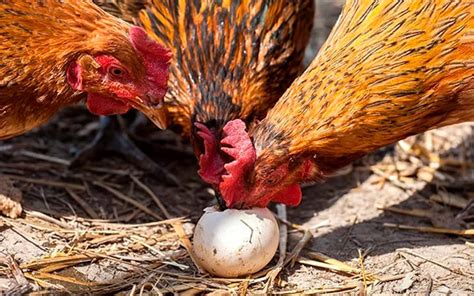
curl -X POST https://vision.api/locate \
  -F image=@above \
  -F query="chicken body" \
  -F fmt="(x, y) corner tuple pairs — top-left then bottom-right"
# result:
(216, 0), (474, 208)
(0, 0), (170, 140)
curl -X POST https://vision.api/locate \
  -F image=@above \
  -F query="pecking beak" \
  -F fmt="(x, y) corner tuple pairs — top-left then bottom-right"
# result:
(132, 95), (168, 129)
(143, 106), (168, 129)
(215, 190), (228, 211)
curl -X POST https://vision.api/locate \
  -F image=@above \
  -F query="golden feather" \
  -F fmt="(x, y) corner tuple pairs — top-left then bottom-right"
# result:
(136, 0), (314, 136)
(254, 0), (474, 175)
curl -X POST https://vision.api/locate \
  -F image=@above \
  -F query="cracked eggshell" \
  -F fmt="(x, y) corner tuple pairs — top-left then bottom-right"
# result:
(192, 206), (279, 277)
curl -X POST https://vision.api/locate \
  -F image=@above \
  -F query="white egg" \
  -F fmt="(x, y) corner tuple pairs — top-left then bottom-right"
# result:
(192, 206), (279, 277)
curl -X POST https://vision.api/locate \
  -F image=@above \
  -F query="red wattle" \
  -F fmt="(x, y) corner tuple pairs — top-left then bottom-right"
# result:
(86, 93), (130, 116)
(218, 119), (257, 207)
(270, 184), (302, 206)
(195, 122), (225, 185)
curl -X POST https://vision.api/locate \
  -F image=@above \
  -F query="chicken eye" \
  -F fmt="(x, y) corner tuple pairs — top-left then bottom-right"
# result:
(108, 66), (125, 78)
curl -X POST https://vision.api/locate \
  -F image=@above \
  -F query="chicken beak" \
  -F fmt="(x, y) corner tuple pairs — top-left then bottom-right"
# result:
(214, 190), (228, 211)
(132, 96), (168, 129)
(144, 106), (168, 129)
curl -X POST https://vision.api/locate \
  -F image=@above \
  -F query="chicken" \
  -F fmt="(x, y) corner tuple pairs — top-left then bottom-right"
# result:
(141, 0), (313, 204)
(0, 0), (170, 217)
(0, 0), (170, 141)
(90, 0), (314, 202)
(65, 0), (180, 186)
(206, 0), (474, 208)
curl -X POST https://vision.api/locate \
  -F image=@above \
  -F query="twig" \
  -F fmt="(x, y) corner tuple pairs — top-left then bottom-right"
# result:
(338, 216), (358, 255)
(0, 255), (31, 291)
(18, 150), (70, 166)
(21, 254), (98, 270)
(93, 181), (162, 220)
(272, 274), (406, 295)
(31, 272), (95, 286)
(9, 219), (87, 234)
(2, 221), (47, 252)
(239, 280), (249, 296)
(263, 204), (288, 292)
(111, 250), (185, 263)
(78, 249), (159, 272)
(297, 257), (357, 276)
(171, 221), (205, 273)
(0, 144), (13, 152)
(23, 273), (59, 289)
(88, 234), (128, 245)
(384, 223), (474, 237)
(124, 207), (145, 222)
(64, 217), (185, 228)
(379, 206), (432, 219)
(358, 249), (368, 292)
(285, 229), (313, 267)
(424, 275), (433, 296)
(276, 204), (288, 265)
(130, 175), (171, 219)
(65, 189), (100, 219)
(2, 174), (85, 190)
(306, 251), (367, 275)
(84, 166), (132, 176)
(430, 192), (470, 209)
(399, 249), (472, 278)
(24, 210), (73, 230)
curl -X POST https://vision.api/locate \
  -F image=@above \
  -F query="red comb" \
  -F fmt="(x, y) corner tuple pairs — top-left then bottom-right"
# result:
(219, 119), (256, 207)
(195, 122), (225, 185)
(262, 184), (302, 207)
(129, 26), (171, 90)
(129, 26), (171, 62)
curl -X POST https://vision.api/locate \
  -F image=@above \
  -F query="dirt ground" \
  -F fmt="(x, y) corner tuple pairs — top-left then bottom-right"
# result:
(1, 1), (473, 295)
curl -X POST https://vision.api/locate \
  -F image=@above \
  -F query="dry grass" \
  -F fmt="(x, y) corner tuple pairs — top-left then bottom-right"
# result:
(0, 114), (473, 294)
(0, 113), (474, 295)
(0, 199), (410, 294)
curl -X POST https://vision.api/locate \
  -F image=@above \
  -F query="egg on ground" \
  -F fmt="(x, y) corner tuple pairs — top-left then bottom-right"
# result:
(192, 206), (279, 277)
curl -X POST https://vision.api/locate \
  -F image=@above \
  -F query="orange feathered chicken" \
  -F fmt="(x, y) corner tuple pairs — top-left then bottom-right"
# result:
(0, 0), (171, 140)
(207, 0), (474, 208)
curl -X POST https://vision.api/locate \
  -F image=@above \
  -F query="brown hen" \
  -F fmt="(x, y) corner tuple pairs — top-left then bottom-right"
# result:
(0, 0), (170, 140)
(212, 0), (474, 208)
(0, 0), (170, 217)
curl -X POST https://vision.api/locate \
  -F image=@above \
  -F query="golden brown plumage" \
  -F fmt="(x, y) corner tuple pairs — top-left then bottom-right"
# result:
(138, 0), (314, 137)
(94, 0), (146, 22)
(0, 0), (170, 140)
(215, 0), (474, 208)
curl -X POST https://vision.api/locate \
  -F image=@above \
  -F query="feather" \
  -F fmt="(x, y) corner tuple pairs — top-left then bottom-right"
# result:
(137, 0), (314, 136)
(254, 0), (474, 174)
